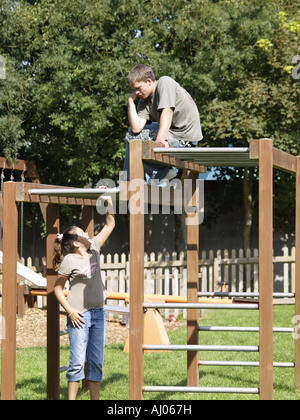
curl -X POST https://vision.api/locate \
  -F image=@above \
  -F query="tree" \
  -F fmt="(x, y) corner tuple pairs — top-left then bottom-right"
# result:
(149, 0), (300, 250)
(0, 0), (299, 251)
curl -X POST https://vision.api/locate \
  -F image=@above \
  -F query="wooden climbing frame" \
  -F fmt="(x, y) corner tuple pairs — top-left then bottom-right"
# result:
(0, 139), (300, 400)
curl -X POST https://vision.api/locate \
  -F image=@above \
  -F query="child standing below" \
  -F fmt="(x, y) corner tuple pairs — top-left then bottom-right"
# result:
(53, 198), (115, 400)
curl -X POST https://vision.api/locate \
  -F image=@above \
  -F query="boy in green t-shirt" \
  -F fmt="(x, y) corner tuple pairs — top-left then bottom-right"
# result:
(124, 64), (203, 181)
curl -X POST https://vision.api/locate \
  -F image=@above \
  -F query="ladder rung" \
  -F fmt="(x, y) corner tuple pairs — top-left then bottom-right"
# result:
(143, 303), (258, 310)
(198, 326), (294, 333)
(142, 344), (259, 352)
(198, 361), (294, 368)
(143, 385), (259, 394)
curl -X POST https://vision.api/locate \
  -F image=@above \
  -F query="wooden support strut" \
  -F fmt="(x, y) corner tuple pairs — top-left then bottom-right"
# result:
(129, 140), (145, 400)
(295, 156), (300, 390)
(1, 182), (18, 400)
(258, 139), (274, 400)
(46, 204), (60, 400)
(186, 171), (200, 388)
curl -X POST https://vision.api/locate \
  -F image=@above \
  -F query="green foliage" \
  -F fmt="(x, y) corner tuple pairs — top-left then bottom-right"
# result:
(0, 0), (299, 233)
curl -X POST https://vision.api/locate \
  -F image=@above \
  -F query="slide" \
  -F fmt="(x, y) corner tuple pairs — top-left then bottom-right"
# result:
(0, 251), (46, 288)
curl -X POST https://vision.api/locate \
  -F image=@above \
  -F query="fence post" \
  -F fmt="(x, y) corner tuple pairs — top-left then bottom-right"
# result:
(231, 249), (237, 292)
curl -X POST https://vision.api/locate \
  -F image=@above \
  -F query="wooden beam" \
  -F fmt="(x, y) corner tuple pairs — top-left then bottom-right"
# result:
(129, 140), (145, 400)
(46, 204), (60, 400)
(0, 157), (35, 173)
(81, 206), (94, 237)
(272, 148), (296, 173)
(258, 139), (273, 400)
(186, 171), (199, 387)
(1, 182), (18, 400)
(15, 182), (98, 206)
(0, 159), (44, 223)
(249, 139), (296, 173)
(142, 140), (206, 173)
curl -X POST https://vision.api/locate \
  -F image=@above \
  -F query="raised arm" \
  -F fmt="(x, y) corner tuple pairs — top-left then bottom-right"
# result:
(95, 197), (115, 249)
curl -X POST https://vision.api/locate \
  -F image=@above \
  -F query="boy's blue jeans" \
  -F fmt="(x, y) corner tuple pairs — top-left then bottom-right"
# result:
(66, 307), (106, 383)
(123, 122), (198, 181)
(124, 122), (179, 181)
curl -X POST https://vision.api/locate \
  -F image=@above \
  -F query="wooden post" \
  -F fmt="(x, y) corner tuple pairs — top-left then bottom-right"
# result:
(295, 156), (300, 390)
(259, 139), (273, 400)
(129, 140), (145, 400)
(46, 204), (60, 400)
(186, 171), (199, 387)
(82, 206), (94, 237)
(1, 182), (18, 400)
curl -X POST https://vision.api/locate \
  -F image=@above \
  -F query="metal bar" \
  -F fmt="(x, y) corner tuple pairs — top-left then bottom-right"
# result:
(142, 345), (259, 352)
(151, 147), (258, 168)
(143, 303), (259, 310)
(198, 326), (294, 333)
(154, 147), (251, 153)
(198, 361), (294, 368)
(59, 365), (69, 373)
(143, 385), (259, 394)
(198, 292), (295, 298)
(29, 187), (119, 197)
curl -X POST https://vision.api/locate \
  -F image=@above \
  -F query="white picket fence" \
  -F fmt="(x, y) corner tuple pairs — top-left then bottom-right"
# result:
(21, 245), (296, 319)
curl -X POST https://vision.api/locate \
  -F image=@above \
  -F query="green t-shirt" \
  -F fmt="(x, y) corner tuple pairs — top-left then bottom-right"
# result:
(58, 237), (107, 313)
(137, 76), (203, 143)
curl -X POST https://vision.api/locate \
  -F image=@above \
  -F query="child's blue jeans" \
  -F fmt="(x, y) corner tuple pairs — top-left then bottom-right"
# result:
(66, 307), (106, 383)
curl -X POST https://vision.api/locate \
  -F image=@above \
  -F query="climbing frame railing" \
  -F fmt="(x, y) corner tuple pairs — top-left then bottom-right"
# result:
(1, 138), (300, 401)
(128, 138), (300, 401)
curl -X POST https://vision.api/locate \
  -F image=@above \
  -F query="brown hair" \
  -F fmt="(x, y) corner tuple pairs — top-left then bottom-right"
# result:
(127, 64), (156, 86)
(52, 226), (78, 271)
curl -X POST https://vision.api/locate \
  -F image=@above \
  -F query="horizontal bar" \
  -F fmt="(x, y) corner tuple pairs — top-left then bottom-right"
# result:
(142, 345), (259, 352)
(198, 361), (294, 368)
(60, 329), (68, 336)
(198, 326), (294, 333)
(29, 187), (119, 197)
(60, 365), (69, 373)
(152, 147), (258, 168)
(154, 147), (250, 154)
(143, 386), (259, 394)
(143, 303), (258, 310)
(198, 292), (295, 298)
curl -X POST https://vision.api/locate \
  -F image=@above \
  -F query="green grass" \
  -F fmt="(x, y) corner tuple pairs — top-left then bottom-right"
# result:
(1, 305), (300, 400)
